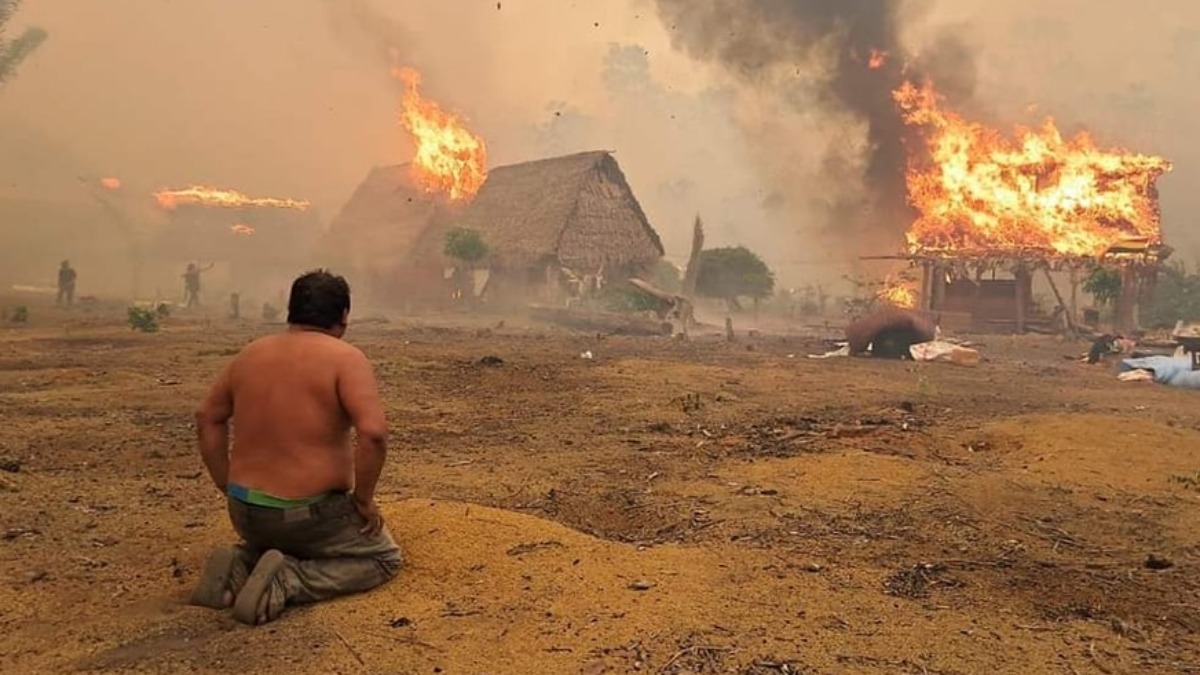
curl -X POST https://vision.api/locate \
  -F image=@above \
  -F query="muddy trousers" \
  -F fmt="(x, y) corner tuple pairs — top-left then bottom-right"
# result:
(226, 492), (402, 606)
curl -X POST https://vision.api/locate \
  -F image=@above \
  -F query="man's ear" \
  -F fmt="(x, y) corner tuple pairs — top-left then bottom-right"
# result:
(341, 309), (350, 325)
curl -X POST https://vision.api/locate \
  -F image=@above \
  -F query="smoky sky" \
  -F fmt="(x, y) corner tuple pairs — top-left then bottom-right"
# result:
(652, 0), (977, 249)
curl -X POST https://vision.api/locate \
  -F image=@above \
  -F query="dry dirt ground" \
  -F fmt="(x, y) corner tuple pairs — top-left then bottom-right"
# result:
(1, 297), (1198, 674)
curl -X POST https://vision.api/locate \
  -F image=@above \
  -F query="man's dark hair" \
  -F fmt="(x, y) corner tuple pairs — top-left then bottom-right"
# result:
(287, 269), (351, 329)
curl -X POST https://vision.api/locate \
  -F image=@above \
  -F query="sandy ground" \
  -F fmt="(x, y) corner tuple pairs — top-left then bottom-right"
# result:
(0, 297), (1198, 674)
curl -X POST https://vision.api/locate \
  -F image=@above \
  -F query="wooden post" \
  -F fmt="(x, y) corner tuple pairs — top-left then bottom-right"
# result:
(1114, 266), (1139, 333)
(1014, 265), (1029, 334)
(1041, 267), (1077, 335)
(919, 261), (933, 311)
(931, 262), (946, 310)
(1068, 267), (1079, 325)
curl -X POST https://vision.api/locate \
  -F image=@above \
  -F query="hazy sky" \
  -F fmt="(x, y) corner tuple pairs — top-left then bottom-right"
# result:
(2, 0), (1198, 290)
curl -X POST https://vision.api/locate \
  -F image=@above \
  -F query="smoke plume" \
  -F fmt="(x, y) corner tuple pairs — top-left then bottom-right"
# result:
(652, 0), (977, 253)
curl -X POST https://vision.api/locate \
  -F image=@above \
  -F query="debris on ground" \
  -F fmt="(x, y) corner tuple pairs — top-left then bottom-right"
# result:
(846, 307), (937, 359)
(1118, 356), (1200, 389)
(478, 355), (505, 367)
(910, 340), (981, 367)
(1145, 554), (1175, 570)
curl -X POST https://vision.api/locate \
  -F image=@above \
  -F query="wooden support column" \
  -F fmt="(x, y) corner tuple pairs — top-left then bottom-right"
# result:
(1014, 265), (1030, 334)
(919, 261), (933, 311)
(931, 262), (946, 310)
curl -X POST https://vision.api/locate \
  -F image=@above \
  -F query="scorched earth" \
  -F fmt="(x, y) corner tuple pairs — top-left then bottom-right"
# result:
(0, 302), (1197, 675)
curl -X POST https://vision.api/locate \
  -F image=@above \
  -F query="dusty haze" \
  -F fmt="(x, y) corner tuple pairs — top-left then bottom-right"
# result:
(0, 0), (1196, 301)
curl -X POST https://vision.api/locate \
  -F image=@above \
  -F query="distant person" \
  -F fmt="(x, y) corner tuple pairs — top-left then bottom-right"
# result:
(190, 269), (402, 626)
(183, 262), (214, 308)
(56, 260), (77, 306)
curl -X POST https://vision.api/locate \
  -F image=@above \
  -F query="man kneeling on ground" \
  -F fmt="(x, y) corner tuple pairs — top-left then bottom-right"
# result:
(190, 269), (402, 625)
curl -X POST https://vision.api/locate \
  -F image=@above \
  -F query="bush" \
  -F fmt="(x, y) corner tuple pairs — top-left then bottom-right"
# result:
(598, 282), (662, 313)
(127, 306), (158, 333)
(9, 306), (28, 324)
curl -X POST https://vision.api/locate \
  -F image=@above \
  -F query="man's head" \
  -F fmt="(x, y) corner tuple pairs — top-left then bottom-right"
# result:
(187, 262), (197, 272)
(61, 260), (69, 269)
(287, 269), (351, 337)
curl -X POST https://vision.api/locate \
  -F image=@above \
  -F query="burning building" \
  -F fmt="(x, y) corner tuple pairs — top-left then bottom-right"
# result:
(328, 151), (665, 306)
(882, 81), (1172, 334)
(325, 64), (662, 307)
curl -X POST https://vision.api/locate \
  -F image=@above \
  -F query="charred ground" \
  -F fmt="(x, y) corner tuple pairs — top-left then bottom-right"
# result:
(0, 299), (1197, 674)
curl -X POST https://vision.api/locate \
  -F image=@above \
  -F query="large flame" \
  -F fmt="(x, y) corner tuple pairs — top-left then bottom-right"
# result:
(894, 81), (1172, 258)
(393, 67), (487, 201)
(154, 186), (311, 211)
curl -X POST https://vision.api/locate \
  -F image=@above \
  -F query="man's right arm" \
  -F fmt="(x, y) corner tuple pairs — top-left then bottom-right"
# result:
(337, 349), (389, 514)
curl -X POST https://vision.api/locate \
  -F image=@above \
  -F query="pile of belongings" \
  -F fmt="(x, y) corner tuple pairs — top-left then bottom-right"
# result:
(1082, 334), (1137, 364)
(1117, 356), (1200, 389)
(822, 307), (982, 366)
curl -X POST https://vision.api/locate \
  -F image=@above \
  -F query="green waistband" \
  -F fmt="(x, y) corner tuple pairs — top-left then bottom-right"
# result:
(227, 483), (330, 508)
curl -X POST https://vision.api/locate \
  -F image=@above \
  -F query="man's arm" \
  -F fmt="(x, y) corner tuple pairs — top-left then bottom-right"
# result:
(337, 349), (389, 507)
(195, 363), (234, 493)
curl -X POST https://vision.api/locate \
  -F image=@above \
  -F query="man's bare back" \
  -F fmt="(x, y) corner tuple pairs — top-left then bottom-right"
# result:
(214, 330), (383, 498)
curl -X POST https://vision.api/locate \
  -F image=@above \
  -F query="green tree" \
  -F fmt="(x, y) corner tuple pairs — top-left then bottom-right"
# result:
(696, 246), (775, 310)
(1143, 263), (1200, 329)
(443, 227), (488, 265)
(1083, 266), (1122, 307)
(0, 0), (47, 86)
(443, 227), (488, 301)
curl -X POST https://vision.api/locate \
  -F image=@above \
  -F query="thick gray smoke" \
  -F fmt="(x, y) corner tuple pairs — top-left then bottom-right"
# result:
(652, 0), (976, 251)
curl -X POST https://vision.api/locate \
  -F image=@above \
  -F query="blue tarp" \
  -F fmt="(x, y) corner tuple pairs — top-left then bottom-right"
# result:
(1119, 355), (1200, 390)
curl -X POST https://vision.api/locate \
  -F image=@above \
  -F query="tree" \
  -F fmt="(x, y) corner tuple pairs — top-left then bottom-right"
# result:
(695, 246), (775, 310)
(443, 227), (488, 301)
(0, 0), (47, 87)
(1083, 266), (1122, 307)
(1142, 263), (1200, 329)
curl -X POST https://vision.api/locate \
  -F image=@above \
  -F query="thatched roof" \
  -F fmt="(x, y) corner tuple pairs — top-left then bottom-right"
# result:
(443, 151), (663, 270)
(324, 164), (454, 274)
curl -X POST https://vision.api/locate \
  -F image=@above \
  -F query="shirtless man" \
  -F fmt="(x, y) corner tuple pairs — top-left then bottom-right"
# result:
(190, 269), (402, 625)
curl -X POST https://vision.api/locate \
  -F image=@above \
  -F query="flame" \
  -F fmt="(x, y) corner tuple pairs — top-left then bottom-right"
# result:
(393, 67), (487, 201)
(100, 177), (122, 190)
(868, 49), (888, 70)
(894, 80), (1172, 258)
(230, 223), (256, 236)
(878, 279), (917, 308)
(154, 186), (311, 211)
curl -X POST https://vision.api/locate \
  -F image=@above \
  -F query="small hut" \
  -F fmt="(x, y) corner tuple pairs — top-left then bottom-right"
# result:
(418, 150), (664, 303)
(330, 151), (664, 307)
(323, 165), (459, 304)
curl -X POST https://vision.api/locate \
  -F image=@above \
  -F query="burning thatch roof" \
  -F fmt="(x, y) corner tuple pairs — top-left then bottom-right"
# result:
(441, 151), (664, 270)
(324, 164), (456, 275)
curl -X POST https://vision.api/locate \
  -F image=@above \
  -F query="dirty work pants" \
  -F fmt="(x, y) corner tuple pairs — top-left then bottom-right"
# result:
(226, 492), (402, 606)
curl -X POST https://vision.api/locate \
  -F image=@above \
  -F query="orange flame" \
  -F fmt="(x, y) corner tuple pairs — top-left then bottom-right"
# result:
(894, 81), (1172, 258)
(100, 177), (122, 190)
(230, 223), (256, 236)
(868, 49), (888, 70)
(154, 186), (311, 211)
(392, 67), (487, 201)
(878, 280), (917, 308)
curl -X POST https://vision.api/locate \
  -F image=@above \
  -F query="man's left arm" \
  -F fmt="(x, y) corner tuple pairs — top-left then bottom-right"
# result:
(195, 363), (234, 493)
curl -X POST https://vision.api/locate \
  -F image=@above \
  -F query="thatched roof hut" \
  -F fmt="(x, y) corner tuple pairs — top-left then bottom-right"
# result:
(425, 151), (663, 272)
(323, 164), (455, 280)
